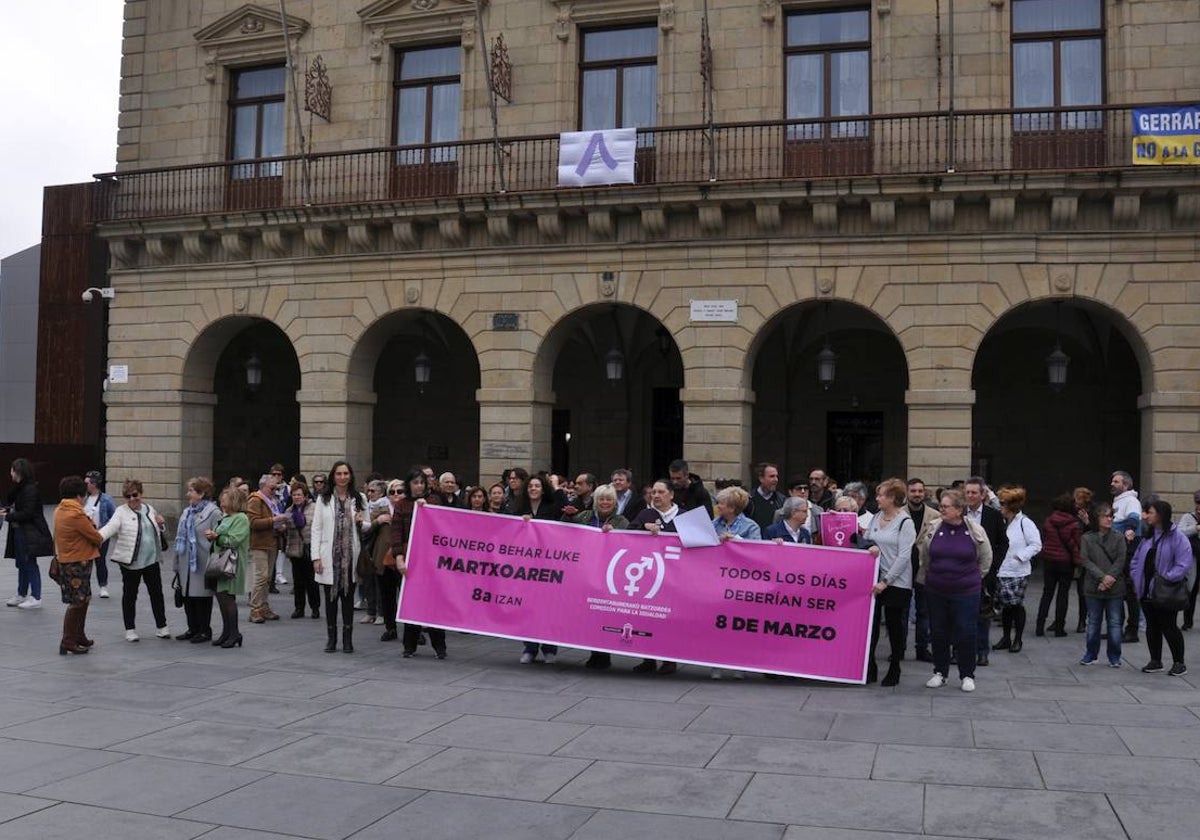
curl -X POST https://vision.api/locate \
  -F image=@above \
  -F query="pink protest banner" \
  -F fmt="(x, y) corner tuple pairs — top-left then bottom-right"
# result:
(398, 505), (879, 683)
(820, 511), (860, 549)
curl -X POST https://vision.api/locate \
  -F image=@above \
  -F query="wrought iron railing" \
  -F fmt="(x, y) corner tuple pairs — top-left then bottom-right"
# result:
(92, 103), (1177, 223)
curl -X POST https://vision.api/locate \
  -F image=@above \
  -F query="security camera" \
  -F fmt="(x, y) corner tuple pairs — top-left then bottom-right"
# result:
(81, 287), (115, 303)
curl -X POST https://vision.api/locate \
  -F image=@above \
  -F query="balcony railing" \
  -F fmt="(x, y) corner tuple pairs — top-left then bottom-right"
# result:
(93, 103), (1176, 223)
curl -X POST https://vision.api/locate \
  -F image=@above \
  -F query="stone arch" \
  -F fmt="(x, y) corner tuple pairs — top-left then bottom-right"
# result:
(532, 301), (684, 481)
(180, 314), (302, 486)
(970, 295), (1148, 507)
(346, 307), (482, 480)
(745, 298), (912, 483)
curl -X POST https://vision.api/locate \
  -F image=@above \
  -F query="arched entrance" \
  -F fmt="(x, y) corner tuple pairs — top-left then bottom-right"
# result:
(749, 301), (909, 485)
(972, 299), (1144, 509)
(184, 317), (301, 486)
(351, 310), (480, 482)
(535, 304), (683, 483)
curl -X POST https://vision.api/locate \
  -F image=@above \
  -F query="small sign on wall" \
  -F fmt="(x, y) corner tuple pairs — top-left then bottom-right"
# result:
(492, 313), (520, 331)
(689, 300), (738, 322)
(108, 364), (129, 384)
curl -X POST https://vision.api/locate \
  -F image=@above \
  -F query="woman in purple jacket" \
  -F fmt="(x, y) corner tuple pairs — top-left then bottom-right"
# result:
(1130, 499), (1194, 677)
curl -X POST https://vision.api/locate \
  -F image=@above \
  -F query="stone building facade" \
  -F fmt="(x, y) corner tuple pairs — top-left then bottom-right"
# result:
(97, 0), (1200, 514)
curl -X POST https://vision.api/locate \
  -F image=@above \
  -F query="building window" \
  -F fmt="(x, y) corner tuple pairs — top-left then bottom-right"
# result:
(229, 65), (286, 178)
(785, 8), (870, 140)
(394, 44), (461, 164)
(1012, 0), (1103, 132)
(579, 25), (657, 141)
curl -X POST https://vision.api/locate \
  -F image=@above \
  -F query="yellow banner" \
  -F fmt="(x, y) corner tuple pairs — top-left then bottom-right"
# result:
(1132, 135), (1200, 165)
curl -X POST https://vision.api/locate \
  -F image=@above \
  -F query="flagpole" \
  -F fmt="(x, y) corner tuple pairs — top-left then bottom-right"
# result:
(475, 0), (508, 193)
(277, 0), (312, 206)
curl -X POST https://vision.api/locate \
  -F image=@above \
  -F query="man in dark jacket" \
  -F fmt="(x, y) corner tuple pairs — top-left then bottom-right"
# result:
(966, 476), (1009, 665)
(669, 459), (713, 518)
(611, 469), (646, 522)
(808, 468), (836, 510)
(746, 462), (786, 531)
(907, 477), (937, 661)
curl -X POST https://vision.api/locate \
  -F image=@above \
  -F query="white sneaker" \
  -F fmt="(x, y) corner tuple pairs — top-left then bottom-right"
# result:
(374, 616), (385, 625)
(359, 614), (376, 624)
(275, 576), (288, 585)
(925, 673), (947, 688)
(519, 652), (534, 664)
(99, 587), (110, 599)
(5, 594), (25, 607)
(125, 629), (140, 642)
(544, 653), (557, 665)
(17, 598), (41, 610)
(961, 677), (976, 693)
(155, 626), (171, 638)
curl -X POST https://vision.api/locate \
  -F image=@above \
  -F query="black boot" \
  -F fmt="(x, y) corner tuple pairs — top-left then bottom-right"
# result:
(1011, 605), (1026, 653)
(342, 626), (354, 653)
(881, 662), (901, 687)
(324, 628), (337, 653)
(993, 608), (1012, 650)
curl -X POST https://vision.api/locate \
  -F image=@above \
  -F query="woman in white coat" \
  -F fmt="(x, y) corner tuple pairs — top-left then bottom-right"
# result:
(98, 479), (171, 641)
(311, 460), (370, 653)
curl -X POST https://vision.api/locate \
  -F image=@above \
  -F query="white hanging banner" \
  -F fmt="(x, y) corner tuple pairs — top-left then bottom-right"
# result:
(558, 128), (637, 187)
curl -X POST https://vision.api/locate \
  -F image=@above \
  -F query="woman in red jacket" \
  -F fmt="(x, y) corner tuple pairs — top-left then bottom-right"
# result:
(1036, 493), (1083, 638)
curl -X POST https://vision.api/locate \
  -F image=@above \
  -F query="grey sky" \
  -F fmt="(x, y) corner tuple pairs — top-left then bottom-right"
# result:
(0, 1), (124, 260)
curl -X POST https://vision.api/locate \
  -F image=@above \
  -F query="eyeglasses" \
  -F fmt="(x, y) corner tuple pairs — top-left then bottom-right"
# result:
(388, 489), (404, 496)
(124, 493), (140, 499)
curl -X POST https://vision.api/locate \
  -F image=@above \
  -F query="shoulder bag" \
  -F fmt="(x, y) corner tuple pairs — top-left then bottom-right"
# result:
(204, 545), (238, 587)
(1152, 574), (1189, 611)
(48, 556), (62, 583)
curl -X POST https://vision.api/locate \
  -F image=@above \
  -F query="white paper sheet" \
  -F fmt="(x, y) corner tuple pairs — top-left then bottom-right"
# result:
(673, 505), (720, 548)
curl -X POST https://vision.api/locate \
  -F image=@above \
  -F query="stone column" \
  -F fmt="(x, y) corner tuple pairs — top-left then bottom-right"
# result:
(905, 388), (975, 488)
(679, 387), (754, 484)
(296, 389), (376, 478)
(477, 386), (554, 480)
(1139, 391), (1200, 508)
(105, 389), (216, 517)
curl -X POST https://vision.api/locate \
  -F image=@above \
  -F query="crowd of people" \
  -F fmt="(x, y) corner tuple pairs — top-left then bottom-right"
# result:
(3, 457), (1197, 690)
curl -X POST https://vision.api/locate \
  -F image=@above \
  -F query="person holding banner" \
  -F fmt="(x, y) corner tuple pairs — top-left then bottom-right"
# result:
(519, 474), (563, 664)
(915, 488), (993, 692)
(764, 497), (813, 544)
(575, 484), (630, 670)
(864, 478), (916, 686)
(712, 487), (762, 541)
(392, 469), (446, 658)
(311, 461), (371, 653)
(631, 480), (683, 674)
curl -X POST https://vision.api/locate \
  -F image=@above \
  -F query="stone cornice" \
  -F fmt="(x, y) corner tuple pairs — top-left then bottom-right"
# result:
(95, 170), (1198, 270)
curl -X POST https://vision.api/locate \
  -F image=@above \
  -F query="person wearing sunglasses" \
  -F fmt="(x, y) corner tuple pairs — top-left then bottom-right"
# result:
(98, 479), (171, 642)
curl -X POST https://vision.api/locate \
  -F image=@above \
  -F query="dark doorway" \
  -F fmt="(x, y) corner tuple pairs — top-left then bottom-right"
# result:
(972, 301), (1142, 515)
(650, 387), (683, 480)
(212, 322), (300, 486)
(826, 412), (884, 485)
(551, 409), (571, 476)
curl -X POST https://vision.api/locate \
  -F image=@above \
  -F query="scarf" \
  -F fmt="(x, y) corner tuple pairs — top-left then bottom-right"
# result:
(331, 493), (356, 595)
(291, 504), (306, 530)
(175, 500), (214, 573)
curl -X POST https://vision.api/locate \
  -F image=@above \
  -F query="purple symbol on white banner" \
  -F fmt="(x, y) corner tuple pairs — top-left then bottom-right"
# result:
(575, 132), (619, 177)
(558, 128), (637, 187)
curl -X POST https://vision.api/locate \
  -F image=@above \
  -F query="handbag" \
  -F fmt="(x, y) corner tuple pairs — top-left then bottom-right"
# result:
(172, 572), (184, 608)
(1152, 574), (1189, 611)
(204, 547), (238, 586)
(48, 556), (61, 583)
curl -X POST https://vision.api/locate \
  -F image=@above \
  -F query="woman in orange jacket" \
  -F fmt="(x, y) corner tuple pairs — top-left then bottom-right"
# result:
(52, 475), (104, 654)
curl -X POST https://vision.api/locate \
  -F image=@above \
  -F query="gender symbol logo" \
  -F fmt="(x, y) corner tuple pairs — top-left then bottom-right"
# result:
(605, 544), (678, 600)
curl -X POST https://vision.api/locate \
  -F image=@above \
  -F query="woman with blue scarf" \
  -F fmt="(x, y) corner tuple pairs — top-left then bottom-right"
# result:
(173, 476), (221, 642)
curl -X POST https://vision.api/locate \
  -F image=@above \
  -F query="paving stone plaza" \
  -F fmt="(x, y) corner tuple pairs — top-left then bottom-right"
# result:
(0, 528), (1197, 840)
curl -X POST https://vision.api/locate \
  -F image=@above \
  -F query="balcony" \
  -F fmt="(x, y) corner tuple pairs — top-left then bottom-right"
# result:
(93, 103), (1190, 224)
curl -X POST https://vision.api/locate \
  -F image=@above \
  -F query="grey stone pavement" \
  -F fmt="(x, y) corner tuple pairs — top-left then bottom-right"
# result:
(0, 541), (1197, 839)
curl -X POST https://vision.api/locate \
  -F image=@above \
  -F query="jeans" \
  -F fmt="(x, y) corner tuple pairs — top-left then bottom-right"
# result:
(95, 544), (110, 587)
(912, 582), (930, 651)
(120, 563), (167, 630)
(976, 614), (991, 659)
(1084, 596), (1123, 664)
(1143, 602), (1185, 665)
(12, 528), (41, 600)
(927, 588), (980, 681)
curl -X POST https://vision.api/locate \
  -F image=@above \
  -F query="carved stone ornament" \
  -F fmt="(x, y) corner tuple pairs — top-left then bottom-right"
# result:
(358, 0), (477, 49)
(194, 4), (310, 74)
(659, 0), (675, 33)
(552, 0), (666, 41)
(761, 0), (779, 24)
